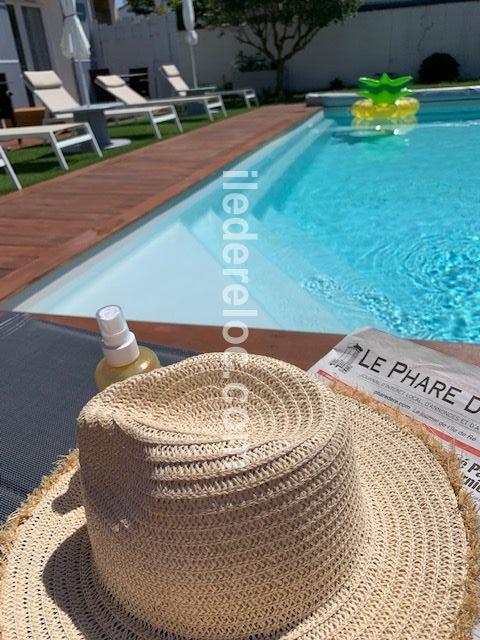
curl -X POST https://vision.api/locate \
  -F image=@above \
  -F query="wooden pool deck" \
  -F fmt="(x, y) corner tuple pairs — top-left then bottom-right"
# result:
(0, 104), (314, 303)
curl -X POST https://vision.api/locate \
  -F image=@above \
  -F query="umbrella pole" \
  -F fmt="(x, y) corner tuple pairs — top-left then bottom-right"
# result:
(75, 59), (90, 105)
(189, 45), (198, 89)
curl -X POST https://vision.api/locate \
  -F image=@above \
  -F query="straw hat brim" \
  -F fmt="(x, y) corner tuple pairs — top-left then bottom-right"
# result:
(1, 384), (479, 640)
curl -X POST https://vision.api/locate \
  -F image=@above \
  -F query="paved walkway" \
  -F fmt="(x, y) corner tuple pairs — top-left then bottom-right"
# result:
(0, 104), (315, 302)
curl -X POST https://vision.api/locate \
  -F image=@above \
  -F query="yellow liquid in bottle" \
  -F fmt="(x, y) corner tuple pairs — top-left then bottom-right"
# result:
(95, 346), (160, 391)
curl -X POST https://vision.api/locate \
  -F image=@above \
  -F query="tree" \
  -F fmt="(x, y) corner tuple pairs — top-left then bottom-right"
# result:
(128, 0), (156, 14)
(169, 0), (208, 28)
(202, 0), (363, 96)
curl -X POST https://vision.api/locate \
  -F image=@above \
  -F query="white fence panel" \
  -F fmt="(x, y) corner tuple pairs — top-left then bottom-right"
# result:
(94, 12), (180, 98)
(176, 2), (480, 93)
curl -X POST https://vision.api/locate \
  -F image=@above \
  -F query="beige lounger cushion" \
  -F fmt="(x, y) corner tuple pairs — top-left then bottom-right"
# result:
(161, 64), (180, 77)
(24, 70), (79, 116)
(96, 74), (125, 88)
(0, 123), (83, 140)
(96, 75), (147, 105)
(24, 70), (63, 90)
(36, 88), (79, 115)
(161, 65), (190, 95)
(168, 77), (189, 95)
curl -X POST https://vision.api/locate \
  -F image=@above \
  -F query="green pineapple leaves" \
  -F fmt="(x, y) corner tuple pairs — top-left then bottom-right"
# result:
(357, 73), (414, 105)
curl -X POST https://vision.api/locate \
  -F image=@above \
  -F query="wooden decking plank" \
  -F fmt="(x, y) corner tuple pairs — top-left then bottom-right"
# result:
(0, 245), (42, 257)
(0, 104), (316, 302)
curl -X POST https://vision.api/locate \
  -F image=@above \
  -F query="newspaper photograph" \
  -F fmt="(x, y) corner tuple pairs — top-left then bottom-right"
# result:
(309, 328), (480, 639)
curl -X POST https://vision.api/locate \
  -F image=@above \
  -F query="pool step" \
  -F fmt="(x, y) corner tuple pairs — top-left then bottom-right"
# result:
(252, 205), (391, 332)
(238, 117), (335, 216)
(187, 210), (346, 333)
(253, 117), (333, 181)
(243, 211), (386, 331)
(16, 218), (278, 328)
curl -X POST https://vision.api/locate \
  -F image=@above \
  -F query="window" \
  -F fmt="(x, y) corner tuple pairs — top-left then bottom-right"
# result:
(21, 6), (52, 70)
(7, 4), (33, 105)
(6, 4), (27, 71)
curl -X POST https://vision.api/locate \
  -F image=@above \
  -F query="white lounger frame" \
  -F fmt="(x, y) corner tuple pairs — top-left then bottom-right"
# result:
(24, 71), (183, 140)
(0, 145), (21, 190)
(195, 94), (228, 120)
(93, 75), (184, 136)
(160, 65), (258, 109)
(178, 86), (258, 110)
(103, 104), (183, 138)
(129, 95), (227, 123)
(52, 123), (102, 169)
(94, 74), (226, 126)
(94, 74), (226, 129)
(0, 122), (102, 172)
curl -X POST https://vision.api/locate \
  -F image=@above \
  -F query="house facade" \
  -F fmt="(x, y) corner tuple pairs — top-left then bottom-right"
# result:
(1, 0), (480, 112)
(0, 0), (116, 109)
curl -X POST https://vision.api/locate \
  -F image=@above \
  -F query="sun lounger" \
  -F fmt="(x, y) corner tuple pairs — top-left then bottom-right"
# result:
(161, 64), (259, 109)
(93, 75), (183, 134)
(0, 145), (21, 190)
(0, 311), (196, 521)
(0, 122), (102, 172)
(24, 70), (182, 139)
(96, 74), (227, 122)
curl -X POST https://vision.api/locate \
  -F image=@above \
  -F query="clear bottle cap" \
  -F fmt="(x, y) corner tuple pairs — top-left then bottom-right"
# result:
(96, 305), (139, 366)
(96, 305), (129, 348)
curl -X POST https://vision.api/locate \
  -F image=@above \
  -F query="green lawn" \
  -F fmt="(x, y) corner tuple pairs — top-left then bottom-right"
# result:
(0, 106), (248, 195)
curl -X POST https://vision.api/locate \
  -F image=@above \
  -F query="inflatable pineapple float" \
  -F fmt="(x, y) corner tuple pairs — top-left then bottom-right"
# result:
(352, 73), (419, 122)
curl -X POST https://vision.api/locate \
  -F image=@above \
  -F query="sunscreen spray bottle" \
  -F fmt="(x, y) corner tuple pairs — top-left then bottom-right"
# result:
(95, 305), (160, 391)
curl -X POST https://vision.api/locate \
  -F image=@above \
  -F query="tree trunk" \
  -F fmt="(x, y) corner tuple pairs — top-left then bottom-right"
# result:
(275, 60), (285, 98)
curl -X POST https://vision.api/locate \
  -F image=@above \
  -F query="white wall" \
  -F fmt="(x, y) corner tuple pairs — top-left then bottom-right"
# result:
(41, 0), (78, 97)
(94, 11), (179, 98)
(290, 1), (480, 89)
(6, 0), (79, 103)
(177, 2), (480, 92)
(178, 27), (242, 88)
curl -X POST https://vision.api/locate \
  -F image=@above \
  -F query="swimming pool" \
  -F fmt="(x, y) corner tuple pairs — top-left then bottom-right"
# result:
(9, 106), (480, 342)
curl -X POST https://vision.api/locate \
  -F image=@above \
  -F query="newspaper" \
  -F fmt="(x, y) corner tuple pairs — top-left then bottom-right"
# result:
(309, 327), (480, 639)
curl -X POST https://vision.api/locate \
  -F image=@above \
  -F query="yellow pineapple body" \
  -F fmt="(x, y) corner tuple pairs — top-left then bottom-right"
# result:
(351, 97), (419, 121)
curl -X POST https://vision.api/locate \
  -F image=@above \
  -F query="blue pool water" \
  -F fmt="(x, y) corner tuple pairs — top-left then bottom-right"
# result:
(10, 108), (480, 341)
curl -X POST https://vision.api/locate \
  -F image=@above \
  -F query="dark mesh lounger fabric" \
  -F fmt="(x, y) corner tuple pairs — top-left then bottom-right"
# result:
(0, 312), (197, 522)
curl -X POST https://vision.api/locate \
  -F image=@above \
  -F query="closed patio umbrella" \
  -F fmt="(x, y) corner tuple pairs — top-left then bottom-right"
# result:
(183, 0), (198, 88)
(60, 0), (91, 104)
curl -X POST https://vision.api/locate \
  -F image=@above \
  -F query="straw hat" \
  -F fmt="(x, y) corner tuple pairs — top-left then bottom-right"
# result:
(1, 353), (479, 640)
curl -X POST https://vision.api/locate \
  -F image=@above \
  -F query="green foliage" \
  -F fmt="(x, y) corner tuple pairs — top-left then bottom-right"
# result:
(201, 0), (363, 95)
(202, 0), (362, 31)
(357, 73), (413, 105)
(329, 77), (345, 90)
(419, 53), (460, 84)
(169, 0), (208, 28)
(234, 51), (273, 72)
(128, 0), (156, 14)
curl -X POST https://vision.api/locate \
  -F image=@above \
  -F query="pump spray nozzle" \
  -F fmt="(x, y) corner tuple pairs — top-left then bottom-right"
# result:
(96, 305), (140, 367)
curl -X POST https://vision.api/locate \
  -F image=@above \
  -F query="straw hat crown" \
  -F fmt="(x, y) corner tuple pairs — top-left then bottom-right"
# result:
(78, 353), (367, 639)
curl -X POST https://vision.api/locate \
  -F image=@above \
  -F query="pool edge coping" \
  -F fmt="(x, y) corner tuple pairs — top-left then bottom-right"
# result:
(0, 104), (319, 304)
